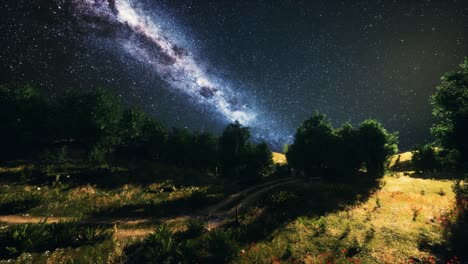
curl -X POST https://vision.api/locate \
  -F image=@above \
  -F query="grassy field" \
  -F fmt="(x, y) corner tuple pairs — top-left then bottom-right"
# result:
(233, 174), (460, 264)
(0, 157), (465, 263)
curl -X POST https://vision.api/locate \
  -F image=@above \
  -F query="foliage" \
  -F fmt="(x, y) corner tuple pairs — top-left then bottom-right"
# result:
(0, 84), (51, 160)
(358, 119), (398, 176)
(219, 122), (273, 182)
(411, 145), (440, 172)
(0, 221), (113, 259)
(441, 180), (468, 260)
(183, 219), (205, 239)
(287, 111), (398, 178)
(286, 111), (336, 175)
(206, 229), (238, 262)
(430, 58), (468, 170)
(127, 224), (202, 264)
(0, 84), (271, 179)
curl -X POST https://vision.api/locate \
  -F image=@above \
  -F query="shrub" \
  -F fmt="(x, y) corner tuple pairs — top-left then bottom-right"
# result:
(206, 229), (238, 262)
(176, 239), (203, 264)
(183, 219), (205, 239)
(0, 221), (113, 259)
(412, 145), (440, 172)
(128, 224), (204, 263)
(138, 225), (177, 263)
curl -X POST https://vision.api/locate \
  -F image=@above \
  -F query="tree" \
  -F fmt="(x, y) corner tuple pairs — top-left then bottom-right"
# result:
(140, 118), (168, 161)
(335, 123), (362, 172)
(219, 122), (251, 180)
(190, 133), (219, 170)
(116, 108), (155, 160)
(412, 145), (440, 173)
(287, 111), (398, 178)
(243, 142), (273, 181)
(357, 119), (398, 176)
(430, 58), (468, 170)
(286, 111), (337, 177)
(166, 127), (193, 167)
(0, 84), (51, 159)
(57, 89), (123, 162)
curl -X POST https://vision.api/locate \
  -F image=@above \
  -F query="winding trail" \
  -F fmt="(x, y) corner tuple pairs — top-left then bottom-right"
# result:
(0, 177), (306, 238)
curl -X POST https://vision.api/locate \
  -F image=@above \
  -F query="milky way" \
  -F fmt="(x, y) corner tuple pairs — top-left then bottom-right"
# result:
(66, 0), (256, 126)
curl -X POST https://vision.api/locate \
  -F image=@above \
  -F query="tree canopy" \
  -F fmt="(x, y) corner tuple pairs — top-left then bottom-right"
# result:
(287, 111), (398, 178)
(430, 58), (468, 170)
(0, 85), (273, 181)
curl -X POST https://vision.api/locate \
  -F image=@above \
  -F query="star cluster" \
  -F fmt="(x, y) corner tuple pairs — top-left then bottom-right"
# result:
(1, 0), (467, 150)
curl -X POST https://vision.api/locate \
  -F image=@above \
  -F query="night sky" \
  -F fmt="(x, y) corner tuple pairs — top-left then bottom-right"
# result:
(1, 0), (467, 151)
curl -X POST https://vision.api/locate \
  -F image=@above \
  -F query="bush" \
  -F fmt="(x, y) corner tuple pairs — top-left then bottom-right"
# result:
(176, 239), (203, 264)
(128, 224), (203, 263)
(412, 145), (440, 172)
(138, 225), (177, 263)
(183, 219), (205, 239)
(206, 229), (238, 262)
(0, 221), (113, 259)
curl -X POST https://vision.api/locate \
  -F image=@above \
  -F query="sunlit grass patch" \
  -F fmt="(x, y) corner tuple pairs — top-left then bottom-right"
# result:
(234, 174), (457, 263)
(389, 151), (413, 168)
(272, 152), (287, 165)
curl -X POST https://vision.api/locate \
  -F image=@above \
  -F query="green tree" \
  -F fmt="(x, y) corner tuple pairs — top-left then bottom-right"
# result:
(140, 118), (168, 161)
(116, 108), (156, 160)
(166, 127), (193, 167)
(412, 145), (440, 173)
(190, 133), (219, 170)
(335, 123), (362, 172)
(0, 84), (51, 159)
(430, 58), (468, 170)
(57, 89), (123, 162)
(286, 111), (337, 177)
(357, 119), (398, 176)
(243, 142), (273, 181)
(219, 122), (251, 180)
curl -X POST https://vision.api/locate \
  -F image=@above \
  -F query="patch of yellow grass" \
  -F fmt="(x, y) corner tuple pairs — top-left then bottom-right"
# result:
(69, 184), (97, 197)
(242, 174), (457, 263)
(389, 151), (413, 168)
(272, 152), (287, 165)
(0, 164), (28, 173)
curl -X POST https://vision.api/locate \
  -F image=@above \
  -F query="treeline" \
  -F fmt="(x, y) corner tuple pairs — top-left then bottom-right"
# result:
(287, 112), (398, 177)
(411, 58), (468, 173)
(0, 85), (272, 182)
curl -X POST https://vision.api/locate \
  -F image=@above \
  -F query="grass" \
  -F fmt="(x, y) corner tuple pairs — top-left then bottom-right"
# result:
(232, 175), (458, 264)
(0, 220), (114, 260)
(0, 163), (225, 219)
(0, 158), (464, 263)
(272, 152), (287, 165)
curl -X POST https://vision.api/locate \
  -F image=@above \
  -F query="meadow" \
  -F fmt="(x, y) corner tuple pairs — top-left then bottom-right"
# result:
(0, 153), (465, 263)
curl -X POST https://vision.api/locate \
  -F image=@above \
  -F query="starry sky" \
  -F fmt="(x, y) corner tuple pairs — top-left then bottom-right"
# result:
(1, 0), (467, 151)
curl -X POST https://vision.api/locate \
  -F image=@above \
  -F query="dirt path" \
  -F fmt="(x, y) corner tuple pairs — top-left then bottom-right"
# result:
(0, 177), (305, 238)
(200, 178), (309, 229)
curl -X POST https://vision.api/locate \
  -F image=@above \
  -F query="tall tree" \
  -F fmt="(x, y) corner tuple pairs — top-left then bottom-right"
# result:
(358, 119), (398, 176)
(57, 89), (123, 161)
(219, 122), (251, 180)
(335, 123), (362, 172)
(286, 111), (337, 177)
(430, 58), (468, 169)
(0, 84), (51, 159)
